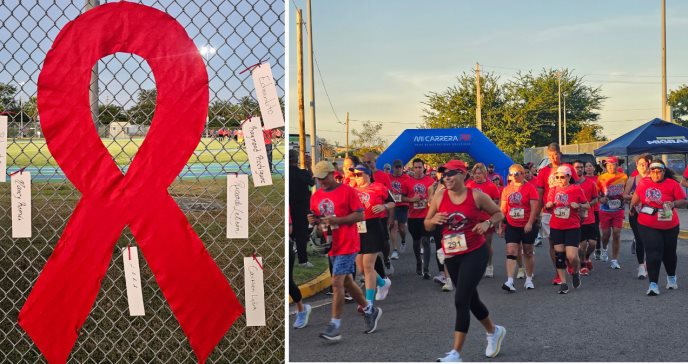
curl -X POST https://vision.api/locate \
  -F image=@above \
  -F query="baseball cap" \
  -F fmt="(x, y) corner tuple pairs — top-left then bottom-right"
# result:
(606, 156), (618, 164)
(443, 160), (468, 173)
(353, 164), (372, 175)
(556, 165), (572, 176)
(313, 160), (335, 179)
(392, 159), (403, 167)
(488, 163), (495, 168)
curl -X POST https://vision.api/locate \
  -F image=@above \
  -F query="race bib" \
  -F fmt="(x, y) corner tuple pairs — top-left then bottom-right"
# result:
(356, 220), (367, 233)
(509, 208), (525, 219)
(413, 199), (427, 209)
(657, 208), (673, 222)
(442, 233), (468, 255)
(608, 199), (622, 209)
(392, 193), (402, 203)
(554, 207), (570, 219)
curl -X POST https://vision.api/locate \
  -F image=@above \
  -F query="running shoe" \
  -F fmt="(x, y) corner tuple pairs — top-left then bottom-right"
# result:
(572, 273), (581, 289)
(293, 304), (312, 329)
(375, 278), (392, 301)
(400, 240), (407, 253)
(434, 274), (447, 285)
(666, 276), (678, 290)
(593, 250), (601, 261)
(551, 274), (562, 285)
(534, 234), (543, 247)
(610, 260), (621, 269)
(485, 325), (506, 358)
(484, 265), (494, 278)
(356, 304), (365, 314)
(524, 279), (535, 290)
(344, 292), (354, 303)
(600, 250), (609, 262)
(579, 267), (590, 276)
(385, 260), (395, 276)
(566, 264), (574, 276)
(320, 322), (341, 341)
(423, 272), (431, 280)
(299, 261), (314, 268)
(516, 268), (526, 279)
(363, 306), (382, 334)
(558, 283), (569, 294)
(647, 282), (660, 296)
(442, 278), (454, 292)
(390, 250), (400, 260)
(501, 282), (516, 293)
(325, 287), (334, 295)
(586, 260), (594, 270)
(637, 264), (647, 280)
(416, 263), (423, 276)
(437, 349), (462, 362)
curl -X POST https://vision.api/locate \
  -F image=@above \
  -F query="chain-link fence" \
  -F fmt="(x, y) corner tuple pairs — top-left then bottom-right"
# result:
(1, 0), (284, 362)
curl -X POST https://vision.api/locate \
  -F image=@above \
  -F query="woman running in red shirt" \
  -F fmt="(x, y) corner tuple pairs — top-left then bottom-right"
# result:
(466, 163), (501, 278)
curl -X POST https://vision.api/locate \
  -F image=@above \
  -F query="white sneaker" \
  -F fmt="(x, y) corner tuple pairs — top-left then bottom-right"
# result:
(484, 265), (494, 278)
(299, 261), (314, 268)
(375, 278), (392, 300)
(501, 281), (516, 292)
(433, 274), (447, 285)
(485, 325), (506, 358)
(666, 276), (678, 290)
(600, 250), (609, 262)
(437, 349), (462, 362)
(516, 268), (526, 279)
(390, 250), (400, 260)
(610, 260), (621, 269)
(524, 279), (535, 290)
(442, 278), (454, 292)
(637, 264), (647, 279)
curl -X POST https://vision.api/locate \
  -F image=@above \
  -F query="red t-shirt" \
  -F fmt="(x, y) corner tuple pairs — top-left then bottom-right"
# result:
(635, 177), (686, 229)
(438, 188), (485, 255)
(577, 177), (597, 225)
(587, 175), (600, 212)
(546, 184), (588, 230)
(405, 175), (435, 218)
(536, 163), (580, 204)
(355, 182), (389, 220)
(310, 184), (364, 256)
(372, 170), (392, 190)
(501, 182), (538, 227)
(466, 179), (500, 221)
(389, 173), (411, 207)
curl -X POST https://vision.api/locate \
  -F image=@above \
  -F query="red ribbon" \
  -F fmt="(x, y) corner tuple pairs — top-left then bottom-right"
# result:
(18, 3), (243, 363)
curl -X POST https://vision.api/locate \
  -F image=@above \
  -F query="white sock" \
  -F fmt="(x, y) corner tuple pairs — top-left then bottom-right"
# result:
(506, 277), (514, 285)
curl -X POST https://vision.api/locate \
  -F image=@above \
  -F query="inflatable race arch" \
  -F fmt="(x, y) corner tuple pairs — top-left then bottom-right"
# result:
(377, 128), (514, 181)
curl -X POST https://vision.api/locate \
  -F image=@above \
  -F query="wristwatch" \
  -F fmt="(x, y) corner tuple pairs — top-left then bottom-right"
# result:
(486, 220), (494, 228)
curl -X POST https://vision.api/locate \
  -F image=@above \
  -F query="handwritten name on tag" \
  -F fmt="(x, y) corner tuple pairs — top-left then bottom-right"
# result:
(242, 117), (273, 187)
(122, 246), (146, 316)
(0, 116), (7, 183)
(11, 171), (31, 238)
(251, 63), (284, 129)
(227, 174), (249, 239)
(244, 257), (266, 326)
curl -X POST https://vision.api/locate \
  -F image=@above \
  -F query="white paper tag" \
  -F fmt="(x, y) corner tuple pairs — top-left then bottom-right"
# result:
(11, 171), (31, 238)
(251, 63), (284, 129)
(122, 246), (145, 316)
(242, 117), (273, 187)
(244, 256), (266, 326)
(227, 174), (249, 239)
(0, 115), (7, 183)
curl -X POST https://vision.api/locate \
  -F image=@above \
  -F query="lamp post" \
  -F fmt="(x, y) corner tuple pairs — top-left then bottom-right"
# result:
(199, 45), (216, 138)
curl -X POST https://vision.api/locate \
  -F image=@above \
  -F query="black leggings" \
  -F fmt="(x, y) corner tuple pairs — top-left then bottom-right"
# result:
(629, 213), (645, 264)
(408, 218), (431, 270)
(638, 224), (679, 283)
(444, 243), (490, 333)
(289, 240), (302, 302)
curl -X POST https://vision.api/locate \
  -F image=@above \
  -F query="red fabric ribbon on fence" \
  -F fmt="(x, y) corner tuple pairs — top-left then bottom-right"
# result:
(18, 3), (243, 363)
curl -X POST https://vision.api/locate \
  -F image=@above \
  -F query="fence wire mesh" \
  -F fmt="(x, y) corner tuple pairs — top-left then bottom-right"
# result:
(0, 1), (285, 362)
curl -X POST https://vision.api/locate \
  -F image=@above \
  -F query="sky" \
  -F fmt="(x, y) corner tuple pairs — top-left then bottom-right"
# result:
(287, 0), (688, 149)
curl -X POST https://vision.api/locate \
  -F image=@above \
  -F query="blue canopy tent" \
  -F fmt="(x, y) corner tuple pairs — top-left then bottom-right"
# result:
(594, 118), (688, 156)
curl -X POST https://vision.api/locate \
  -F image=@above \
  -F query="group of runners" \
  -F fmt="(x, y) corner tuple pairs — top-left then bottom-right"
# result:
(289, 142), (688, 362)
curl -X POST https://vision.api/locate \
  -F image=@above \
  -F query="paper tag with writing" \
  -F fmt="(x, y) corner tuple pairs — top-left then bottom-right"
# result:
(122, 247), (145, 316)
(244, 257), (266, 326)
(0, 116), (7, 183)
(251, 63), (284, 129)
(227, 174), (249, 239)
(11, 171), (31, 238)
(242, 117), (273, 187)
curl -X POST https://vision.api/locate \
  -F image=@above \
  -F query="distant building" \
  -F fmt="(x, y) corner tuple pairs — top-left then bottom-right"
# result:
(109, 122), (129, 138)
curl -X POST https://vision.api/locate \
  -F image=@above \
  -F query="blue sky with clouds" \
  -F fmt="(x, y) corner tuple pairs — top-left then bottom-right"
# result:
(288, 0), (688, 148)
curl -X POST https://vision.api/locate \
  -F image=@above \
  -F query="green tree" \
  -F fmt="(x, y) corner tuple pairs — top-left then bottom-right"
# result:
(571, 123), (607, 143)
(668, 84), (688, 126)
(98, 103), (128, 125)
(350, 121), (386, 155)
(0, 82), (18, 113)
(127, 89), (157, 125)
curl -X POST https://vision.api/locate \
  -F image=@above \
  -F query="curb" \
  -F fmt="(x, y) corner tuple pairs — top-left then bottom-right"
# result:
(622, 221), (688, 240)
(289, 270), (331, 304)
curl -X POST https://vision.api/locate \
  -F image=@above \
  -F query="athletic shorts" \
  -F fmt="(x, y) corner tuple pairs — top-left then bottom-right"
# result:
(408, 218), (430, 240)
(550, 227), (581, 247)
(359, 218), (385, 254)
(505, 222), (538, 245)
(394, 205), (409, 223)
(599, 210), (624, 230)
(540, 212), (552, 239)
(330, 253), (357, 276)
(580, 223), (597, 242)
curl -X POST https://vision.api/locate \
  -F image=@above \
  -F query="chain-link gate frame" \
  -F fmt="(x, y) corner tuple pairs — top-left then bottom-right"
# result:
(0, 1), (284, 362)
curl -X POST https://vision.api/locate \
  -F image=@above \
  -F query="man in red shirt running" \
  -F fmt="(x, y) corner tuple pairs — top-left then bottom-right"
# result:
(363, 152), (394, 274)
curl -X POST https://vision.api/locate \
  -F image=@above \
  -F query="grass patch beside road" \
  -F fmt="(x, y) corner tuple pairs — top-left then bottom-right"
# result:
(293, 242), (330, 286)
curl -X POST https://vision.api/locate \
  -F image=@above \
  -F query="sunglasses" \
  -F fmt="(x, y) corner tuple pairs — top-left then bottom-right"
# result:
(508, 172), (521, 176)
(395, 165), (402, 169)
(354, 173), (364, 177)
(363, 161), (374, 165)
(554, 175), (568, 180)
(444, 169), (464, 177)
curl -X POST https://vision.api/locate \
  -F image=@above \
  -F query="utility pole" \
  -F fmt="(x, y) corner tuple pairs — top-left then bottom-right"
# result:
(345, 111), (349, 158)
(557, 70), (562, 145)
(307, 0), (317, 168)
(296, 8), (306, 169)
(563, 95), (567, 145)
(475, 63), (482, 131)
(661, 0), (668, 121)
(85, 0), (100, 126)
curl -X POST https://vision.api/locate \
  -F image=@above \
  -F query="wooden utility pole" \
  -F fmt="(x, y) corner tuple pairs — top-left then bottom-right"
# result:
(345, 111), (349, 158)
(475, 63), (482, 131)
(296, 9), (306, 169)
(563, 95), (567, 145)
(661, 0), (668, 121)
(307, 0), (317, 168)
(557, 71), (562, 145)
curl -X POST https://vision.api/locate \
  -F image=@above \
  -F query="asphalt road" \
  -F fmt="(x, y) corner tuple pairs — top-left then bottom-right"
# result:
(289, 228), (688, 362)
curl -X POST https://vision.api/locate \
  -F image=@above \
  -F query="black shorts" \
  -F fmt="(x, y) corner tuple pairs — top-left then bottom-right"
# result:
(394, 205), (409, 223)
(550, 228), (581, 247)
(408, 218), (430, 240)
(504, 222), (538, 244)
(359, 218), (385, 254)
(580, 223), (597, 242)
